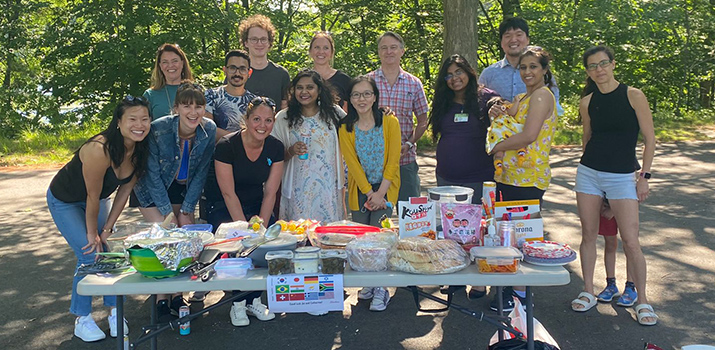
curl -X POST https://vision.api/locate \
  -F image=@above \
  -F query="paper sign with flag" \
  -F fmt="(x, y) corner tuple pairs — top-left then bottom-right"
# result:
(267, 274), (344, 313)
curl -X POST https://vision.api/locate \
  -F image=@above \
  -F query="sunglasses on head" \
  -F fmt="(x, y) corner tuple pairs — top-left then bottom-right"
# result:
(249, 97), (276, 109)
(124, 95), (146, 103)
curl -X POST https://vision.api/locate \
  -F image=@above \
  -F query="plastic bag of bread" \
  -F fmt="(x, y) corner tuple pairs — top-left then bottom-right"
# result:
(345, 235), (394, 272)
(389, 237), (470, 274)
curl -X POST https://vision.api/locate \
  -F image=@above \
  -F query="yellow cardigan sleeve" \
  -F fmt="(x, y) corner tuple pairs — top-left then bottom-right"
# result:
(383, 114), (402, 205)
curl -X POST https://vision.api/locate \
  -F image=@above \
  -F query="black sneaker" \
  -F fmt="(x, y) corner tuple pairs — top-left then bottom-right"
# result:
(156, 299), (173, 322)
(489, 287), (515, 312)
(170, 295), (189, 317)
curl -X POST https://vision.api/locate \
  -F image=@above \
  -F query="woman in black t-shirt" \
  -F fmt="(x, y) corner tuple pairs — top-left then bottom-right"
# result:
(571, 46), (657, 326)
(309, 31), (351, 112)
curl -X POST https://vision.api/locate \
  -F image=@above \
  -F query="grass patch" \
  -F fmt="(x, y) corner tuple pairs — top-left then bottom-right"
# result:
(0, 124), (103, 167)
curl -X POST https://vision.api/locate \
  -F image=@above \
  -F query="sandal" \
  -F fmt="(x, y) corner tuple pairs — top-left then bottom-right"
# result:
(635, 303), (659, 326)
(597, 284), (620, 302)
(571, 291), (597, 312)
(616, 285), (638, 307)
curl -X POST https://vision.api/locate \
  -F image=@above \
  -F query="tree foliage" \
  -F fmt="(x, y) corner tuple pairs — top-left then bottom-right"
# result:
(1, 0), (713, 138)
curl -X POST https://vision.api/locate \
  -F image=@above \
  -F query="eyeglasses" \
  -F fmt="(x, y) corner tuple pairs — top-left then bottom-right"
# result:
(350, 91), (375, 100)
(587, 59), (612, 71)
(226, 65), (249, 74)
(249, 96), (276, 109)
(444, 69), (465, 81)
(248, 37), (269, 44)
(124, 95), (146, 103)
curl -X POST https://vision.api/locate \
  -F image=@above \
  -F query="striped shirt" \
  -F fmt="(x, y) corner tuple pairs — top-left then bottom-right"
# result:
(478, 56), (564, 115)
(367, 68), (429, 165)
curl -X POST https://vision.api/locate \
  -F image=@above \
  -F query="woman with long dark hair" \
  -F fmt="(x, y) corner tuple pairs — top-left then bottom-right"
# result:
(47, 96), (150, 342)
(428, 54), (499, 300)
(571, 45), (657, 326)
(271, 69), (345, 222)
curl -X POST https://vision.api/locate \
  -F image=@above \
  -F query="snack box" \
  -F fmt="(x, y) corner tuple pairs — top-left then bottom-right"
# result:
(214, 258), (252, 279)
(320, 249), (347, 274)
(293, 246), (320, 274)
(469, 246), (523, 274)
(265, 250), (294, 275)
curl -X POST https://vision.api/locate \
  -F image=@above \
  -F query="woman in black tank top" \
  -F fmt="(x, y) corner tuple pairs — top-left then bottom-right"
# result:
(46, 97), (150, 341)
(571, 46), (657, 326)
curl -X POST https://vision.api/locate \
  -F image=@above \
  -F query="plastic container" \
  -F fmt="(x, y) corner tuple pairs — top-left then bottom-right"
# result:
(182, 224), (214, 233)
(127, 248), (194, 278)
(214, 258), (253, 279)
(241, 233), (298, 267)
(293, 247), (320, 274)
(320, 249), (347, 274)
(265, 250), (294, 275)
(428, 186), (475, 224)
(470, 246), (523, 274)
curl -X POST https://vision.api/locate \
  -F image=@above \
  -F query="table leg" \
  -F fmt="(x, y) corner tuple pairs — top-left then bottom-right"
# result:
(116, 295), (124, 350)
(497, 286), (504, 342)
(526, 286), (534, 350)
(149, 294), (157, 350)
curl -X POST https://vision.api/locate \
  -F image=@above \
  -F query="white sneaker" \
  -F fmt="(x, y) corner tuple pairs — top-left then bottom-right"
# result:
(358, 287), (375, 300)
(246, 297), (275, 321)
(369, 287), (390, 312)
(108, 308), (129, 337)
(74, 315), (106, 342)
(189, 291), (209, 302)
(229, 301), (249, 327)
(307, 310), (329, 316)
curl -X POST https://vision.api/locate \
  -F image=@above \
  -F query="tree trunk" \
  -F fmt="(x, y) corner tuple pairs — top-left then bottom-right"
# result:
(443, 0), (479, 67)
(242, 0), (249, 9)
(700, 80), (712, 108)
(412, 0), (430, 82)
(502, 0), (521, 18)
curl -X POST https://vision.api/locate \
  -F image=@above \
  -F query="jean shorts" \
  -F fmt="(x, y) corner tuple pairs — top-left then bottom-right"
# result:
(574, 164), (637, 200)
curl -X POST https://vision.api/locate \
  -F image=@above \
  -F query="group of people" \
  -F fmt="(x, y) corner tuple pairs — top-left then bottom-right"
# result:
(47, 14), (658, 343)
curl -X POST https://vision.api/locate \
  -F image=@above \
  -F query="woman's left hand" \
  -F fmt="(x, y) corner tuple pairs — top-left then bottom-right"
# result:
(636, 178), (649, 202)
(82, 233), (103, 255)
(178, 212), (195, 227)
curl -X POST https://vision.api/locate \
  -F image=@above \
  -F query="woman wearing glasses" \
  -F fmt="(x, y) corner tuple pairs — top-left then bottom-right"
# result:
(272, 70), (345, 222)
(427, 54), (498, 300)
(339, 76), (400, 226)
(309, 31), (351, 112)
(47, 96), (151, 342)
(133, 81), (216, 318)
(571, 46), (657, 326)
(143, 43), (195, 120)
(211, 97), (282, 326)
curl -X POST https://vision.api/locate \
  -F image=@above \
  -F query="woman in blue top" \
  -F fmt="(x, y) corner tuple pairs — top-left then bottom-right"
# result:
(133, 81), (216, 318)
(143, 43), (195, 120)
(47, 97), (150, 342)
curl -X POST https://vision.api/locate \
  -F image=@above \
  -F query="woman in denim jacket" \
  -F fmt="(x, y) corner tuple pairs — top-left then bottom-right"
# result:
(133, 81), (216, 318)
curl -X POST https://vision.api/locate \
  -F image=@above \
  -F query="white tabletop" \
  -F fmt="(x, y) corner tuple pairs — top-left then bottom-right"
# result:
(78, 263), (570, 296)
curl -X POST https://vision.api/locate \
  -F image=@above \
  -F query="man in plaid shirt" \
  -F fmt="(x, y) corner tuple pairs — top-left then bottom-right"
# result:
(367, 32), (430, 201)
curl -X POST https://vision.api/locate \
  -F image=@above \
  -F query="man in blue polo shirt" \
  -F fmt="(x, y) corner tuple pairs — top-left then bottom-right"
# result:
(478, 17), (564, 115)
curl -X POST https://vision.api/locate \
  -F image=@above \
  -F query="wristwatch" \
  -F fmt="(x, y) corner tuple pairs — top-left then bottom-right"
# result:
(639, 172), (652, 179)
(405, 141), (415, 149)
(180, 209), (191, 216)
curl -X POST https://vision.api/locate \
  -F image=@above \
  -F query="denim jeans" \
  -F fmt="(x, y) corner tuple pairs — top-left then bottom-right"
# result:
(46, 189), (116, 316)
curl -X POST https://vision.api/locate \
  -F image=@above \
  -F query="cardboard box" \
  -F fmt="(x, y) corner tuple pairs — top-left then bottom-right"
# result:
(494, 200), (544, 243)
(398, 197), (436, 239)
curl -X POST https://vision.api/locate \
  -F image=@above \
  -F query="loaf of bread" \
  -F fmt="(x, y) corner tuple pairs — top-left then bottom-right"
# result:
(389, 237), (469, 274)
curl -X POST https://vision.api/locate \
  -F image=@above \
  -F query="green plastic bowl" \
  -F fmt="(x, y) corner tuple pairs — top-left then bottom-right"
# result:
(127, 248), (194, 278)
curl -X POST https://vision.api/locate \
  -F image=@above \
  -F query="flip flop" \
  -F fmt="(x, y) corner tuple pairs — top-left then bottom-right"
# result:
(571, 291), (597, 312)
(635, 303), (659, 326)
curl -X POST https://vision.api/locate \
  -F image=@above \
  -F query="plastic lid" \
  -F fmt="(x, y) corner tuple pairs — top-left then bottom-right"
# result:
(427, 186), (474, 201)
(293, 252), (319, 260)
(319, 249), (347, 259)
(469, 246), (523, 260)
(215, 258), (253, 270)
(295, 246), (320, 254)
(265, 250), (294, 260)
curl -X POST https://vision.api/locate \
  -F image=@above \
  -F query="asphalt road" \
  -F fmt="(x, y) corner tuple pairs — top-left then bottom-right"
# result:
(0, 142), (713, 349)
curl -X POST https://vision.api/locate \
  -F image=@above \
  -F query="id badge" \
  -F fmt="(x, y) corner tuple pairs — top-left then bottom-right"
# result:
(454, 113), (469, 123)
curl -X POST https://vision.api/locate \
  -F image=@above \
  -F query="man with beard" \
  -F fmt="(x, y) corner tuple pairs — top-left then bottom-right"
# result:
(205, 50), (258, 139)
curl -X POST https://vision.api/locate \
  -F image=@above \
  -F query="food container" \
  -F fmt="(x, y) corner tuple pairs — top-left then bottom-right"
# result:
(241, 233), (298, 267)
(428, 186), (475, 225)
(214, 258), (253, 279)
(345, 237), (393, 272)
(265, 250), (294, 275)
(470, 246), (523, 274)
(320, 249), (347, 274)
(181, 224), (214, 233)
(127, 248), (195, 278)
(293, 247), (319, 274)
(108, 222), (155, 253)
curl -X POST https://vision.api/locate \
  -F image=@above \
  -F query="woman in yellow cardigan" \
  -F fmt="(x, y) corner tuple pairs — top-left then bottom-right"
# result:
(339, 75), (401, 312)
(339, 75), (401, 227)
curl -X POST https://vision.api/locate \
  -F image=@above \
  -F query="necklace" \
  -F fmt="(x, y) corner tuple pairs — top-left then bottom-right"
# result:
(164, 86), (172, 114)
